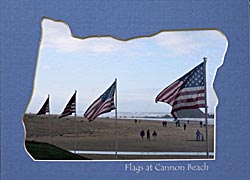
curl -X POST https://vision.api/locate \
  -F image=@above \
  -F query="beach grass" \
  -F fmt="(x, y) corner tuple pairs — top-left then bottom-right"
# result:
(25, 141), (90, 160)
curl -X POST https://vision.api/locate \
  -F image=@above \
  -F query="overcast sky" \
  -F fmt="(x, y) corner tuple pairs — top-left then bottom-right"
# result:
(26, 19), (227, 115)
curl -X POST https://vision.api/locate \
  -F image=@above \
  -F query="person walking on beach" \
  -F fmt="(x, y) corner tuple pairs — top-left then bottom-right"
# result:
(200, 121), (203, 128)
(152, 130), (157, 141)
(184, 123), (187, 130)
(201, 133), (204, 141)
(196, 129), (201, 141)
(140, 130), (145, 140)
(162, 121), (167, 128)
(147, 129), (150, 141)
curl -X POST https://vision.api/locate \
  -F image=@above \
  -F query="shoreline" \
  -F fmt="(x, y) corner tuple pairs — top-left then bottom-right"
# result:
(25, 113), (214, 124)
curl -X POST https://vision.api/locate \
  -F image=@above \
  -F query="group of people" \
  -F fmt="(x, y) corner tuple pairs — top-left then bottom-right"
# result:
(139, 120), (205, 142)
(134, 119), (141, 123)
(162, 121), (167, 127)
(140, 129), (157, 141)
(174, 120), (187, 131)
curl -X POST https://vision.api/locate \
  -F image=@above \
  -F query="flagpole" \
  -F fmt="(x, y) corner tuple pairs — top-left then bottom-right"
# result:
(48, 94), (51, 140)
(115, 79), (118, 157)
(74, 90), (77, 154)
(203, 57), (209, 158)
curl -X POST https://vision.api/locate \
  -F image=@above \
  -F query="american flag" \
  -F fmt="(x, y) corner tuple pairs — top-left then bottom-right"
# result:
(37, 96), (50, 115)
(155, 62), (206, 118)
(84, 80), (116, 121)
(59, 92), (76, 118)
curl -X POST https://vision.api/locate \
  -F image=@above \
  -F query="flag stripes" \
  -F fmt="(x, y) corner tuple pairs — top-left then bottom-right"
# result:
(84, 81), (116, 121)
(59, 92), (76, 118)
(155, 81), (183, 104)
(173, 96), (205, 105)
(37, 96), (50, 115)
(85, 98), (115, 120)
(155, 62), (205, 118)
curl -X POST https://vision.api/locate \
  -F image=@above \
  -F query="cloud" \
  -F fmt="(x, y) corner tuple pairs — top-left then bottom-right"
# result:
(41, 19), (123, 53)
(152, 32), (204, 56)
(40, 19), (220, 60)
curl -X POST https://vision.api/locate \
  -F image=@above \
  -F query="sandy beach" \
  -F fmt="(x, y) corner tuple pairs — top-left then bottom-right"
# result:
(23, 114), (214, 160)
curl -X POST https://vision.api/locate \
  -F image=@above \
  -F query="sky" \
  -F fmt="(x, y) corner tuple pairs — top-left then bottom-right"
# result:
(26, 18), (228, 115)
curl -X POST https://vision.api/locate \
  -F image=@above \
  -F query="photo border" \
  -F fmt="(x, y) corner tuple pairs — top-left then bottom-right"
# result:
(1, 1), (249, 179)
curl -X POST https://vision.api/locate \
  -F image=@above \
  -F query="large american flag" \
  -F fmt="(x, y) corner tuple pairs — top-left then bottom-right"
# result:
(37, 96), (50, 115)
(84, 80), (116, 121)
(59, 92), (76, 118)
(155, 62), (206, 118)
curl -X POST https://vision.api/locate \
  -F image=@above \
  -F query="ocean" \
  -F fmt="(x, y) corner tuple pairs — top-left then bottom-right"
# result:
(100, 112), (215, 125)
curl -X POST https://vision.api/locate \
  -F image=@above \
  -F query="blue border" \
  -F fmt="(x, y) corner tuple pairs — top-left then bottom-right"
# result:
(1, 0), (249, 179)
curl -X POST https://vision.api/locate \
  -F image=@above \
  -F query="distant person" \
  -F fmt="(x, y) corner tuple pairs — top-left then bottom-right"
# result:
(162, 121), (167, 128)
(177, 120), (180, 127)
(140, 130), (145, 140)
(152, 130), (157, 141)
(135, 119), (137, 123)
(201, 133), (204, 141)
(196, 130), (201, 141)
(200, 121), (203, 128)
(147, 129), (150, 141)
(184, 123), (187, 130)
(174, 117), (177, 127)
(187, 120), (189, 124)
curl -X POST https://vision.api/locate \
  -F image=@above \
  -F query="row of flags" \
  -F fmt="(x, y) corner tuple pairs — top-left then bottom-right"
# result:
(37, 80), (117, 121)
(36, 61), (206, 121)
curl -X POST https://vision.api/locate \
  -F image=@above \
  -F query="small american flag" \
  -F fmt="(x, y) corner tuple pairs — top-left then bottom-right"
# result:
(155, 62), (206, 118)
(59, 92), (76, 118)
(37, 96), (50, 115)
(84, 80), (116, 121)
